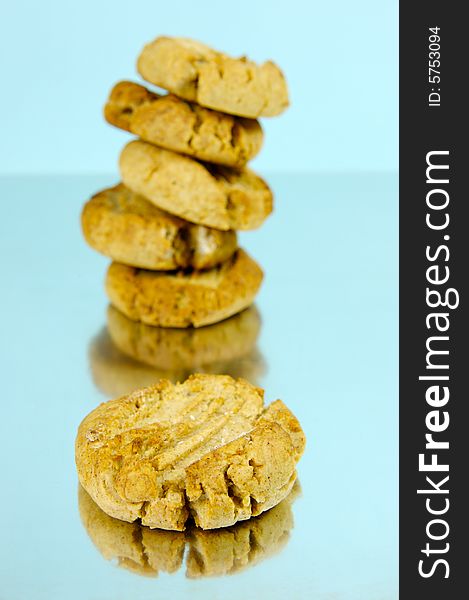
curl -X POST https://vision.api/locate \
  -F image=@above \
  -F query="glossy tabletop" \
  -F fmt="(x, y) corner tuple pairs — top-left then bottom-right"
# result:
(0, 172), (397, 599)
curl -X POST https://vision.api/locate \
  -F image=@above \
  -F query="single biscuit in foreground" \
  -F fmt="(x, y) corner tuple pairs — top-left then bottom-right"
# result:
(78, 482), (299, 577)
(81, 184), (237, 270)
(88, 306), (266, 397)
(137, 37), (289, 118)
(120, 140), (272, 231)
(105, 81), (263, 167)
(105, 248), (263, 328)
(75, 374), (305, 530)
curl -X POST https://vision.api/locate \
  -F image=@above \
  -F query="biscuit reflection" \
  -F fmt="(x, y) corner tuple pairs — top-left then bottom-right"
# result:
(78, 483), (299, 578)
(89, 305), (266, 397)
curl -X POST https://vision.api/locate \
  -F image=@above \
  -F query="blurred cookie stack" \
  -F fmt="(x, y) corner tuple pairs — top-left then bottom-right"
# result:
(82, 36), (289, 331)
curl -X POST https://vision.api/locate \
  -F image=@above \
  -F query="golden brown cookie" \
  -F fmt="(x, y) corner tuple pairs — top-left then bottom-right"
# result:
(78, 482), (299, 577)
(105, 249), (263, 328)
(119, 140), (273, 231)
(81, 184), (237, 270)
(105, 81), (263, 167)
(75, 374), (305, 530)
(137, 37), (289, 118)
(89, 307), (266, 398)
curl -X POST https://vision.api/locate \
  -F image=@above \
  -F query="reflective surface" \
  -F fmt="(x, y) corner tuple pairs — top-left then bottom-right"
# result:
(78, 483), (300, 579)
(0, 173), (397, 599)
(89, 305), (266, 396)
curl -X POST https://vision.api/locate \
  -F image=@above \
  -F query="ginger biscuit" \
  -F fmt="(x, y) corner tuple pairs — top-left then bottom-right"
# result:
(105, 249), (263, 328)
(137, 37), (289, 118)
(82, 184), (237, 270)
(119, 140), (272, 231)
(75, 374), (305, 530)
(105, 81), (263, 167)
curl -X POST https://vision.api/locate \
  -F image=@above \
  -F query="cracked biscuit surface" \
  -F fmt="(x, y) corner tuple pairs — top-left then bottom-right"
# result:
(119, 140), (273, 231)
(75, 374), (305, 530)
(137, 36), (289, 118)
(81, 184), (237, 270)
(105, 81), (263, 167)
(105, 248), (263, 328)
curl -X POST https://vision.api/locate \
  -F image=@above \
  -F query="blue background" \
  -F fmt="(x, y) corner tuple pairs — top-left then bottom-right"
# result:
(0, 0), (397, 174)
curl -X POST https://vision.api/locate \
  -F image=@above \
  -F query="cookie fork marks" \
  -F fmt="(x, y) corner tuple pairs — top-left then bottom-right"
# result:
(75, 375), (305, 530)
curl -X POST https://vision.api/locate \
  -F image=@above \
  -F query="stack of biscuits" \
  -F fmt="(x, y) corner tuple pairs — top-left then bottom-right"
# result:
(76, 40), (306, 538)
(82, 36), (289, 329)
